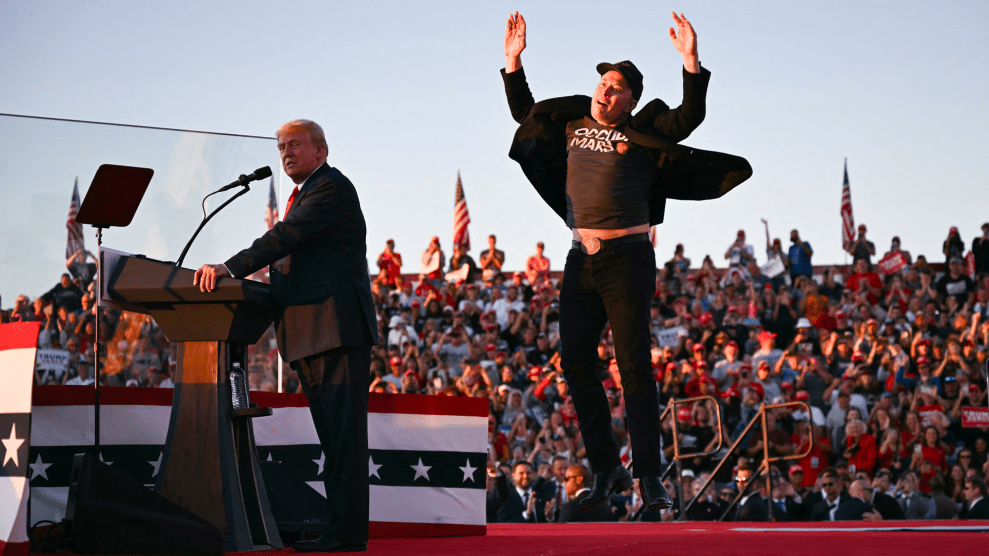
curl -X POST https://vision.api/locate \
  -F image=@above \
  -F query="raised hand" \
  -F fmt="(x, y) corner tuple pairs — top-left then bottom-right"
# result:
(504, 11), (526, 72)
(669, 12), (699, 71)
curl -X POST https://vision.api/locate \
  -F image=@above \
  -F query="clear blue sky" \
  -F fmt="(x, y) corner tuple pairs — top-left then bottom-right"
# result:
(1, 1), (987, 302)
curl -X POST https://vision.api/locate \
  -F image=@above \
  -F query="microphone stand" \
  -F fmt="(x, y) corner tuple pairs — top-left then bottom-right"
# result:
(176, 185), (251, 268)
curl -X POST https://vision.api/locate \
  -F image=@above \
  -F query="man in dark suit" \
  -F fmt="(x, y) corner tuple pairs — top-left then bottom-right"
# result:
(834, 479), (882, 521)
(500, 9), (750, 517)
(733, 463), (769, 521)
(489, 461), (553, 523)
(546, 464), (616, 523)
(194, 119), (378, 553)
(809, 468), (849, 521)
(960, 477), (989, 519)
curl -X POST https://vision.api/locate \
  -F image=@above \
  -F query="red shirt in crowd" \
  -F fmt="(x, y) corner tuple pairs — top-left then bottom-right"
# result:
(376, 251), (402, 286)
(791, 433), (832, 487)
(877, 442), (908, 470)
(846, 433), (878, 477)
(845, 271), (883, 304)
(920, 444), (948, 472)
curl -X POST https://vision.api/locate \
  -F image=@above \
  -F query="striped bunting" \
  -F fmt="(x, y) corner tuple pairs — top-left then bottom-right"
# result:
(28, 387), (487, 538)
(1, 322), (39, 556)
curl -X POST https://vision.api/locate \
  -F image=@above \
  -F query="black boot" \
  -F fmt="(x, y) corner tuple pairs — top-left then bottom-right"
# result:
(640, 476), (673, 510)
(579, 464), (634, 509)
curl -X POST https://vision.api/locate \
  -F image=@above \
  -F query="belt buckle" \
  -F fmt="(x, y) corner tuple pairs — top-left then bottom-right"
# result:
(581, 237), (601, 255)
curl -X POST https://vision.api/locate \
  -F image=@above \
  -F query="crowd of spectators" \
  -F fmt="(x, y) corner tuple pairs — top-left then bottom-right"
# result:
(4, 222), (989, 522)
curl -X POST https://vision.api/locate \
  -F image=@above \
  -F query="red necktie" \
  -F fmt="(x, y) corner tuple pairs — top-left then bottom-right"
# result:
(283, 186), (300, 217)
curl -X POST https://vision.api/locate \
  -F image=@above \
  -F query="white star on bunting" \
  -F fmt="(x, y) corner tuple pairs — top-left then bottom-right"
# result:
(2, 424), (25, 467)
(29, 454), (53, 481)
(314, 451), (325, 476)
(149, 451), (163, 478)
(459, 459), (477, 483)
(411, 457), (431, 482)
(368, 455), (382, 479)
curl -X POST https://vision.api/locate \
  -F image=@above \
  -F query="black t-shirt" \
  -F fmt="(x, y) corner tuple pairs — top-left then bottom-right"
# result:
(937, 274), (974, 305)
(565, 119), (653, 229)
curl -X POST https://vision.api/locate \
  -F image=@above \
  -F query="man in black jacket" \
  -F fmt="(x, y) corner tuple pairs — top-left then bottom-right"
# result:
(489, 461), (554, 523)
(501, 10), (750, 513)
(548, 464), (616, 523)
(194, 119), (378, 553)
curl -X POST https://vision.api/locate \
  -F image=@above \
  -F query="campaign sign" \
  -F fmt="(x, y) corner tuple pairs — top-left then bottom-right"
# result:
(961, 406), (989, 428)
(877, 252), (908, 275)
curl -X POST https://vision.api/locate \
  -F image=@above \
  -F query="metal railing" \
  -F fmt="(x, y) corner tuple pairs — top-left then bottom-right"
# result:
(626, 396), (724, 521)
(683, 401), (814, 522)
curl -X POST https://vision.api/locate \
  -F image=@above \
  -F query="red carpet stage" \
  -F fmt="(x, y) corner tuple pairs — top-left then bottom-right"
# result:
(232, 521), (987, 556)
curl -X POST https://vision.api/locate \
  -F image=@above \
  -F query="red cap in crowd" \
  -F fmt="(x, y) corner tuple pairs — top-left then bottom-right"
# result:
(693, 343), (705, 352)
(726, 341), (738, 350)
(851, 350), (865, 362)
(677, 406), (693, 422)
(528, 366), (542, 379)
(485, 343), (497, 351)
(789, 464), (804, 475)
(916, 356), (930, 366)
(795, 391), (810, 401)
(700, 312), (714, 325)
(727, 306), (739, 313)
(758, 330), (777, 343)
(390, 356), (401, 366)
(666, 361), (678, 372)
(749, 383), (765, 400)
(696, 360), (709, 370)
(781, 381), (794, 390)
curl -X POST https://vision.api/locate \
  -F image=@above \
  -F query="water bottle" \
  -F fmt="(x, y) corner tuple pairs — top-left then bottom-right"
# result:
(230, 362), (249, 410)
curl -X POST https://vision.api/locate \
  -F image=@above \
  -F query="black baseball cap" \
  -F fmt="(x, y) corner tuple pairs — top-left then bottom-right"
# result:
(596, 60), (643, 100)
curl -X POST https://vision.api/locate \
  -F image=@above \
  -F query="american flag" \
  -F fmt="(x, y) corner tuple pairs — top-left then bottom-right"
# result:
(65, 178), (85, 260)
(264, 177), (279, 230)
(28, 386), (487, 539)
(840, 159), (855, 251)
(452, 171), (470, 250)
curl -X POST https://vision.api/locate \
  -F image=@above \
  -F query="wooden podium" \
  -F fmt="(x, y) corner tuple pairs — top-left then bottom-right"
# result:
(105, 253), (282, 552)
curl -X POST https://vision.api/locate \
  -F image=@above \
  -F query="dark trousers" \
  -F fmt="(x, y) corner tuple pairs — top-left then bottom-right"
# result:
(558, 240), (662, 477)
(293, 345), (371, 543)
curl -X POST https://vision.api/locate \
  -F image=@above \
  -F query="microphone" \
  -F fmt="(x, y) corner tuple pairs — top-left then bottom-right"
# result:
(216, 166), (273, 193)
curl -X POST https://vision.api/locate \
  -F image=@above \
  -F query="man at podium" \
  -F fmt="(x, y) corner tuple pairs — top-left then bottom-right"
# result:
(194, 119), (379, 553)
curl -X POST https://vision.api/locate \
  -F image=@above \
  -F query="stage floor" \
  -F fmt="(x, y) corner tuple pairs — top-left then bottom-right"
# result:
(228, 521), (989, 556)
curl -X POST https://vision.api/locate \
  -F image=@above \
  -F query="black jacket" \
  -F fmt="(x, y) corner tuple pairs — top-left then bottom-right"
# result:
(961, 497), (989, 520)
(734, 493), (769, 521)
(834, 497), (874, 521)
(810, 492), (851, 521)
(501, 66), (751, 227)
(557, 490), (617, 523)
(489, 474), (554, 523)
(225, 163), (379, 361)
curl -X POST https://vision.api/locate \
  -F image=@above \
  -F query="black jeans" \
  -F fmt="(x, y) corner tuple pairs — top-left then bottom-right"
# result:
(293, 345), (371, 542)
(558, 240), (662, 477)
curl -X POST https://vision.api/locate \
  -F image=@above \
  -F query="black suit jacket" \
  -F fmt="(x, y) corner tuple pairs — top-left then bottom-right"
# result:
(961, 498), (989, 520)
(225, 163), (379, 361)
(501, 66), (751, 227)
(872, 491), (905, 520)
(810, 493), (850, 521)
(734, 493), (769, 521)
(834, 497), (874, 521)
(557, 490), (617, 523)
(490, 475), (553, 523)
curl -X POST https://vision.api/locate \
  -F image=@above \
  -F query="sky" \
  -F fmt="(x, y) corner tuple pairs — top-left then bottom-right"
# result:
(1, 0), (987, 303)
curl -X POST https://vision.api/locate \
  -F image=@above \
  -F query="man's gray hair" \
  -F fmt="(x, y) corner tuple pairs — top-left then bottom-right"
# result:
(277, 119), (328, 152)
